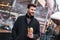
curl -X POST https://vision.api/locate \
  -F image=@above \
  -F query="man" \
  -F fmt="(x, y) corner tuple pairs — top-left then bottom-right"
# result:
(12, 4), (40, 40)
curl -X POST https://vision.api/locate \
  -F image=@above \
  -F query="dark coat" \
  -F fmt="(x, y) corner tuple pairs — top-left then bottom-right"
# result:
(12, 15), (40, 40)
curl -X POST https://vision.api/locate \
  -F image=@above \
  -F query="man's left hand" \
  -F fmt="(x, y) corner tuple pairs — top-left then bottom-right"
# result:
(27, 33), (34, 38)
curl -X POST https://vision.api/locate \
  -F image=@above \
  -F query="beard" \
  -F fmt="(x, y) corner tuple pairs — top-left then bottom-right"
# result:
(26, 13), (34, 19)
(28, 12), (34, 16)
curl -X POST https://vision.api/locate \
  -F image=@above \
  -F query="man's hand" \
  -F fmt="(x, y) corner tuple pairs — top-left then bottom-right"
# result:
(27, 32), (34, 38)
(27, 27), (34, 38)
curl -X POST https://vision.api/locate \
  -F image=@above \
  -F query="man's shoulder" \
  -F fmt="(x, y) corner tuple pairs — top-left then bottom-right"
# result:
(18, 15), (25, 19)
(34, 18), (39, 23)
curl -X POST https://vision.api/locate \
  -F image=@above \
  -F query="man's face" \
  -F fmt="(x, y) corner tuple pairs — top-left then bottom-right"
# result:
(27, 6), (36, 16)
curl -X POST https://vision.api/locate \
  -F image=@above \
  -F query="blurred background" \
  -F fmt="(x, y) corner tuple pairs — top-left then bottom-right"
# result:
(0, 0), (60, 40)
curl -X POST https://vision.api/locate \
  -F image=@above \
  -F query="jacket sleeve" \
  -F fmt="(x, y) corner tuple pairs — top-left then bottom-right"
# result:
(12, 17), (20, 40)
(33, 22), (40, 39)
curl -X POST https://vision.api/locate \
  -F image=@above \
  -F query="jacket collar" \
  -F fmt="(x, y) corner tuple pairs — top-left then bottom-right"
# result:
(25, 14), (34, 19)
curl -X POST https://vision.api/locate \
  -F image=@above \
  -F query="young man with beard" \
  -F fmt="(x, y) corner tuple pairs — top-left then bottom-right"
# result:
(12, 4), (40, 40)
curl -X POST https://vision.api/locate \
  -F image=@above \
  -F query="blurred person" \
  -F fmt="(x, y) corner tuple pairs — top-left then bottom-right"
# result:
(0, 14), (6, 28)
(46, 24), (51, 40)
(2, 13), (8, 20)
(54, 26), (60, 40)
(0, 13), (10, 30)
(6, 15), (15, 30)
(0, 14), (4, 27)
(12, 4), (40, 40)
(45, 21), (55, 40)
(40, 25), (45, 40)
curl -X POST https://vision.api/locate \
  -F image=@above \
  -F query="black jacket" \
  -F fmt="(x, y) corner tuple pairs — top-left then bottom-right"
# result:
(12, 15), (40, 40)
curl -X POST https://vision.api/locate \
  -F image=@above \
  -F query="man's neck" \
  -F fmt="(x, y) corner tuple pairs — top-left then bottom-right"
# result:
(26, 13), (34, 19)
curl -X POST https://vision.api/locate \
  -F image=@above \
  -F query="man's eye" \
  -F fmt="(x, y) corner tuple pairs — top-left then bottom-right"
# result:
(31, 9), (33, 10)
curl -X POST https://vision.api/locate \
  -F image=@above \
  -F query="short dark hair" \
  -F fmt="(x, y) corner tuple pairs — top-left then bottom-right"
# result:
(27, 4), (36, 9)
